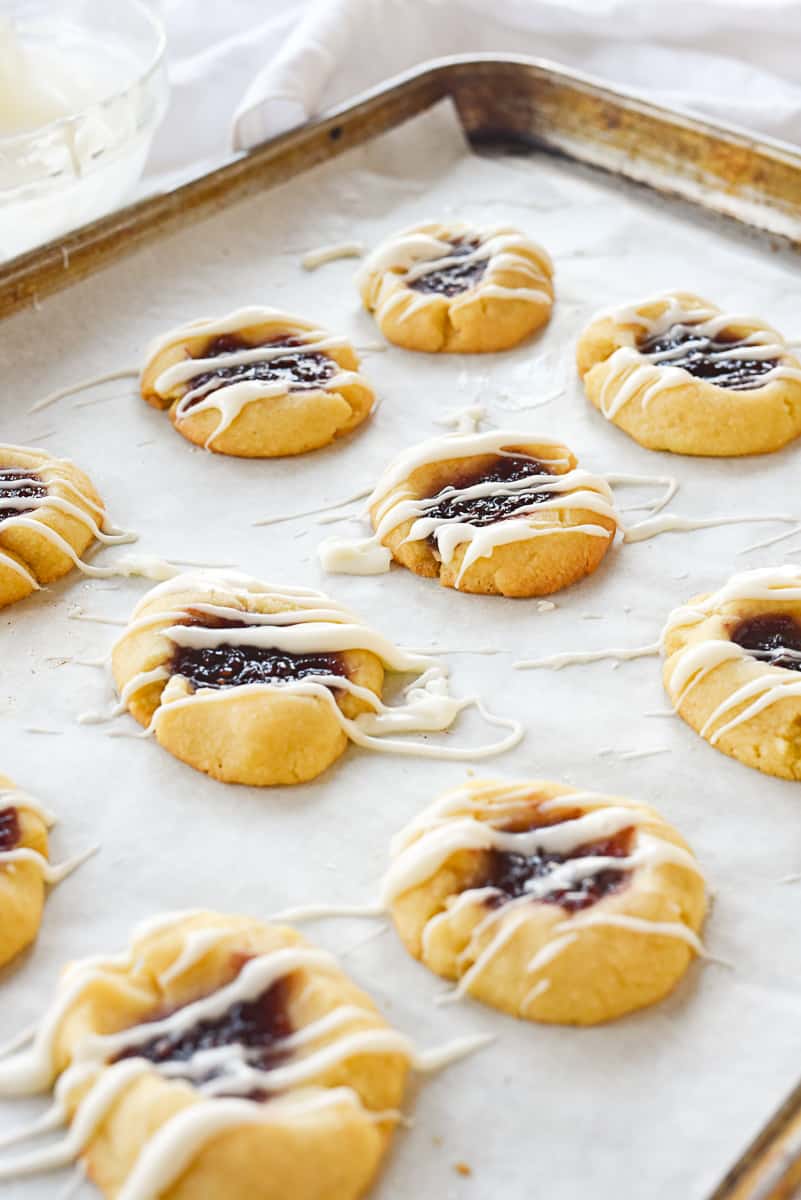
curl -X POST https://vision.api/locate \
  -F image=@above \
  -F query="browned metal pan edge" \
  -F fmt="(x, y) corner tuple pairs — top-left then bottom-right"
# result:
(708, 1074), (801, 1200)
(1, 53), (800, 323)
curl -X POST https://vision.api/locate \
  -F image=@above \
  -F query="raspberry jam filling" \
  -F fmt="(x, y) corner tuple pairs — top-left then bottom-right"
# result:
(639, 324), (777, 391)
(0, 807), (20, 852)
(114, 966), (293, 1100)
(424, 455), (554, 530)
(408, 239), (487, 297)
(477, 817), (634, 913)
(185, 333), (336, 409)
(172, 615), (346, 691)
(0, 469), (47, 523)
(730, 613), (801, 671)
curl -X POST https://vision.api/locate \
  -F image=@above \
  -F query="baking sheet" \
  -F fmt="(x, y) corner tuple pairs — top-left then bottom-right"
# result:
(2, 100), (801, 1200)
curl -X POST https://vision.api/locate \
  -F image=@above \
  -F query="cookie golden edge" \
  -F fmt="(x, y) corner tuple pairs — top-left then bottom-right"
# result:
(3, 911), (408, 1200)
(358, 221), (554, 353)
(0, 772), (49, 969)
(663, 566), (801, 780)
(386, 779), (707, 1026)
(368, 435), (617, 598)
(576, 291), (801, 456)
(140, 307), (375, 458)
(0, 444), (105, 609)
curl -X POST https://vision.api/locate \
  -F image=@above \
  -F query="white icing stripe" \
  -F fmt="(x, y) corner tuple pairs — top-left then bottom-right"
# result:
(0, 549), (38, 588)
(589, 291), (801, 422)
(144, 308), (371, 450)
(0, 844), (96, 886)
(114, 1090), (373, 1200)
(318, 430), (617, 581)
(662, 566), (801, 741)
(0, 789), (94, 887)
(514, 642), (660, 671)
(0, 789), (56, 827)
(113, 573), (524, 761)
(301, 241), (364, 269)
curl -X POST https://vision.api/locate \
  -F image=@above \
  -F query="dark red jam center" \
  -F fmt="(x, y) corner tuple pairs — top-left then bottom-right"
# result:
(479, 824), (633, 913)
(408, 239), (487, 297)
(114, 971), (293, 1099)
(185, 333), (335, 409)
(424, 455), (553, 531)
(0, 469), (46, 523)
(639, 323), (777, 391)
(730, 613), (801, 671)
(0, 807), (20, 852)
(171, 614), (346, 691)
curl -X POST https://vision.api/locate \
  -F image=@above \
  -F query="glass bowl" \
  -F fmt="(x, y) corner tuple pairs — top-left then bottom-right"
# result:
(0, 0), (168, 261)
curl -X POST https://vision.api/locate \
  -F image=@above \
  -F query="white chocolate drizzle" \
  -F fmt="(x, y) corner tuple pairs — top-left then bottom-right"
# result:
(515, 642), (660, 671)
(28, 370), (139, 415)
(589, 291), (801, 422)
(662, 565), (801, 744)
(317, 429), (617, 583)
(144, 307), (372, 450)
(358, 221), (552, 328)
(301, 241), (364, 269)
(106, 572), (523, 760)
(0, 915), (490, 1191)
(0, 788), (95, 886)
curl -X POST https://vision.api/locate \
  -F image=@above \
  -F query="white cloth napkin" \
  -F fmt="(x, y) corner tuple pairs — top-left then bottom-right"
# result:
(148, 0), (801, 188)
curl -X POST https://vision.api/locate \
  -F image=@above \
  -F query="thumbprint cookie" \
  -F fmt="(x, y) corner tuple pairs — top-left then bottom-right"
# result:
(663, 565), (801, 779)
(140, 307), (375, 457)
(325, 430), (617, 597)
(357, 221), (554, 352)
(0, 775), (88, 969)
(0, 444), (108, 608)
(577, 291), (801, 456)
(383, 778), (707, 1025)
(0, 911), (410, 1199)
(110, 571), (522, 785)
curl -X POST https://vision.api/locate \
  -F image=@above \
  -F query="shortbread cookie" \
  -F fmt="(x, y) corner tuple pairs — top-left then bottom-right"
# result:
(663, 565), (801, 779)
(141, 307), (375, 457)
(0, 775), (89, 969)
(384, 778), (706, 1025)
(0, 911), (410, 1199)
(0, 444), (106, 608)
(577, 291), (801, 456)
(0, 775), (50, 968)
(110, 571), (522, 785)
(357, 221), (554, 353)
(364, 430), (617, 597)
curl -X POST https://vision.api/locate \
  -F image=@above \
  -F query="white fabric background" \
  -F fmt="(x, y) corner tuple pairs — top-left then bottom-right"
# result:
(146, 0), (801, 190)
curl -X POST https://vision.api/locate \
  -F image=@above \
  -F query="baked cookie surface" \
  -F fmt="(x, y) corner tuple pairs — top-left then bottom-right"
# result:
(577, 291), (801, 456)
(111, 572), (386, 786)
(357, 221), (554, 352)
(663, 565), (801, 779)
(141, 307), (375, 457)
(0, 774), (51, 969)
(0, 911), (410, 1200)
(0, 444), (106, 608)
(366, 430), (617, 597)
(383, 778), (706, 1025)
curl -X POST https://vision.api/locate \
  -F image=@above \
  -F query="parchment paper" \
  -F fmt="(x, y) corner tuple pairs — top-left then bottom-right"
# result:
(2, 101), (801, 1200)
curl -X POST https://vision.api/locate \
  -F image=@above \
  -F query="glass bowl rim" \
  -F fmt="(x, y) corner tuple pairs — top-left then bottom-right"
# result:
(0, 0), (168, 150)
